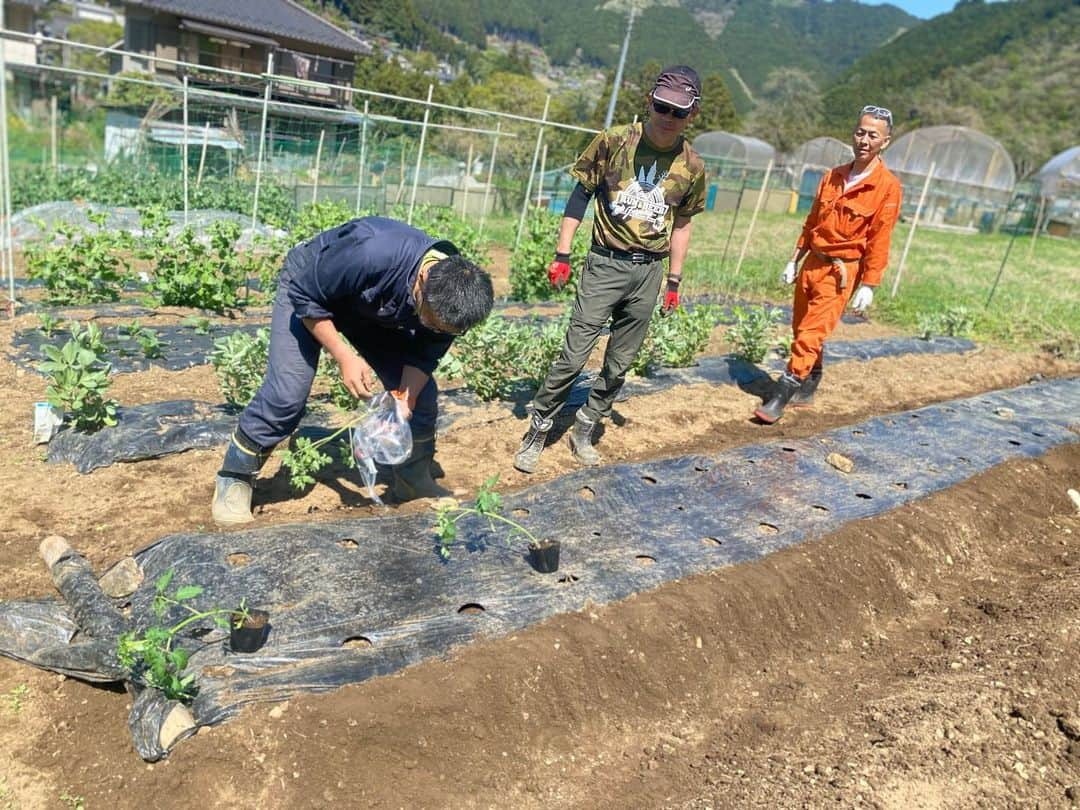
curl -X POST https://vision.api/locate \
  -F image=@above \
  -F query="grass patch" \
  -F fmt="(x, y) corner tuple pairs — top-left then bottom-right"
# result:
(485, 208), (1078, 356)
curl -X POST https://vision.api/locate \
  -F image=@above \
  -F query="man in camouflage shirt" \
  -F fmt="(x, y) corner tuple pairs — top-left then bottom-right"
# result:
(513, 65), (707, 474)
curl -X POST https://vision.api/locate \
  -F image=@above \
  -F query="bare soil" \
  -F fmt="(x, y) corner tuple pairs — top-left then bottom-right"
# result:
(1, 271), (1078, 808)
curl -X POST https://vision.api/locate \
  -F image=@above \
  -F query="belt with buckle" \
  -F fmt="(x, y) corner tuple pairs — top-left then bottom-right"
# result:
(810, 249), (853, 290)
(590, 244), (669, 264)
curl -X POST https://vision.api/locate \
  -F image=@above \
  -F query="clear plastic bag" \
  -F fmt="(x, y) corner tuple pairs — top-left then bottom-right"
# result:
(350, 392), (413, 504)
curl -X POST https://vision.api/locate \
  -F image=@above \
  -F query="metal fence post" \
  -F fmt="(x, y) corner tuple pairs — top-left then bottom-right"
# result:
(0, 15), (15, 307)
(516, 94), (550, 250)
(181, 75), (189, 225)
(251, 53), (274, 231)
(356, 99), (369, 215)
(312, 127), (325, 205)
(408, 84), (434, 224)
(478, 121), (501, 238)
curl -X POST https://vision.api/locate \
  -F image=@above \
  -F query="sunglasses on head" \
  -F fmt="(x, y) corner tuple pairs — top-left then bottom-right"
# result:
(652, 100), (692, 120)
(861, 105), (893, 125)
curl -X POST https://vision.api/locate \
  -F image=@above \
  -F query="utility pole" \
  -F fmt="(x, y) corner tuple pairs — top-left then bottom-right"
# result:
(603, 4), (637, 129)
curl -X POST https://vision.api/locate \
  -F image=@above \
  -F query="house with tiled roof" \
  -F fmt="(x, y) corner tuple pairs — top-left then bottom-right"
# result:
(120, 0), (371, 107)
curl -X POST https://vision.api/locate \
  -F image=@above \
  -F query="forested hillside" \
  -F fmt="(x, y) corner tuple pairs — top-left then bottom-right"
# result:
(407, 0), (915, 106)
(822, 0), (1080, 173)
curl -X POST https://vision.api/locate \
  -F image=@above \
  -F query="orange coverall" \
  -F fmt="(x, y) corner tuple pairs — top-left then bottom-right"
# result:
(789, 159), (902, 379)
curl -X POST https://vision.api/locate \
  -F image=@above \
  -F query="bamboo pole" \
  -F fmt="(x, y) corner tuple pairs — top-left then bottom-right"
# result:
(890, 161), (935, 298)
(718, 172), (747, 273)
(733, 160), (774, 276)
(1027, 195), (1047, 260)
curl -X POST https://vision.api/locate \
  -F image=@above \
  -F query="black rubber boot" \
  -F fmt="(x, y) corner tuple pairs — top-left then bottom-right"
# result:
(212, 430), (269, 526)
(513, 413), (554, 474)
(568, 412), (601, 466)
(391, 436), (452, 501)
(789, 366), (822, 407)
(754, 371), (803, 424)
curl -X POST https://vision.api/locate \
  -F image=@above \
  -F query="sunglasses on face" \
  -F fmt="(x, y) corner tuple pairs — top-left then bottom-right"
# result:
(652, 101), (692, 120)
(861, 105), (893, 126)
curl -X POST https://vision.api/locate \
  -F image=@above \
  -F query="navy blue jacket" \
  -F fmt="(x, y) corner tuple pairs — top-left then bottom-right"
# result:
(285, 217), (458, 375)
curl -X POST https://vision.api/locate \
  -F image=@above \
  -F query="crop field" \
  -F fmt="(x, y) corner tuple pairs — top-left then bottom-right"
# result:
(0, 200), (1077, 809)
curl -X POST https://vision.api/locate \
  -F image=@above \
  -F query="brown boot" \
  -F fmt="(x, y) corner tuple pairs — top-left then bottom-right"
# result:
(390, 436), (452, 501)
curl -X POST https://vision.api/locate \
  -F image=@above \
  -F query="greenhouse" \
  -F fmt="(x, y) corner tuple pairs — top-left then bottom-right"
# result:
(690, 131), (779, 211)
(1033, 145), (1080, 237)
(886, 125), (1015, 231)
(785, 136), (853, 212)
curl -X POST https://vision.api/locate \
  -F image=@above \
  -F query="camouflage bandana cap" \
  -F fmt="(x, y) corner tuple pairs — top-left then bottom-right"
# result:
(653, 66), (702, 110)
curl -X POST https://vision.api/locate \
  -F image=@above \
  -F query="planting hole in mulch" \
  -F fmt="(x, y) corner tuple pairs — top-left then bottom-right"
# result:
(642, 475), (658, 485)
(811, 505), (830, 513)
(635, 555), (657, 566)
(226, 553), (250, 567)
(758, 523), (779, 535)
(458, 604), (485, 616)
(337, 539), (359, 549)
(894, 482), (909, 490)
(579, 486), (595, 501)
(701, 537), (723, 547)
(856, 493), (873, 499)
(511, 508), (529, 518)
(342, 636), (373, 649)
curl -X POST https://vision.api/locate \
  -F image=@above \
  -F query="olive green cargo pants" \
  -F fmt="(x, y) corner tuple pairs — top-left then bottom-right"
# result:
(531, 251), (664, 423)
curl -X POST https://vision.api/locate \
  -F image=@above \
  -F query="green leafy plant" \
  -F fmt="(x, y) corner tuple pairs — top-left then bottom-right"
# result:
(508, 208), (587, 301)
(727, 305), (786, 363)
(116, 569), (250, 703)
(630, 304), (720, 376)
(291, 199), (355, 242)
(393, 204), (490, 267)
(277, 414), (367, 491)
(59, 792), (85, 810)
(146, 219), (255, 313)
(182, 315), (213, 335)
(39, 322), (118, 432)
(434, 474), (540, 559)
(2, 684), (29, 714)
(210, 328), (270, 407)
(25, 211), (133, 304)
(437, 311), (569, 400)
(916, 305), (976, 339)
(38, 313), (64, 337)
(117, 320), (164, 359)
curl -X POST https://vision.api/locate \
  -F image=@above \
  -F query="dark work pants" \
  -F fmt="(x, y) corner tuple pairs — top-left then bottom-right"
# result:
(236, 265), (438, 453)
(531, 251), (664, 423)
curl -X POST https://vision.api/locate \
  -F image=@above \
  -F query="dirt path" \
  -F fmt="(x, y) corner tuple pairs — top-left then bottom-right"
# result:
(0, 308), (1077, 808)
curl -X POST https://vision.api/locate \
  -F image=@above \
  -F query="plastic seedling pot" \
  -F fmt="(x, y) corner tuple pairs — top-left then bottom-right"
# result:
(528, 540), (560, 574)
(229, 608), (270, 653)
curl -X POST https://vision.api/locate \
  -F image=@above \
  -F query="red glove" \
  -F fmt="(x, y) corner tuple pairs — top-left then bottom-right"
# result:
(547, 255), (571, 289)
(661, 289), (680, 316)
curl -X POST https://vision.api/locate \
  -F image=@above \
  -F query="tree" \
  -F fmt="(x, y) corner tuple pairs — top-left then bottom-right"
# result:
(744, 68), (823, 154)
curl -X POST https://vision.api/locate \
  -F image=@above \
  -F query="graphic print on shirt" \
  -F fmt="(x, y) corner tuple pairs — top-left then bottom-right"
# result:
(610, 161), (669, 231)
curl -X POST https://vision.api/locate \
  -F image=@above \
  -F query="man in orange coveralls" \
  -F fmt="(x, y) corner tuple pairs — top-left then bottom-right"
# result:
(755, 105), (902, 424)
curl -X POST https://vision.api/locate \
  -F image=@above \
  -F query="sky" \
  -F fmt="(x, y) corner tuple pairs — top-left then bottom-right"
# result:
(859, 0), (957, 19)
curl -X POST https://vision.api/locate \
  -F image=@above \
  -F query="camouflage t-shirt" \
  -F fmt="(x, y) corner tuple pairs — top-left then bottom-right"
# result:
(570, 123), (707, 254)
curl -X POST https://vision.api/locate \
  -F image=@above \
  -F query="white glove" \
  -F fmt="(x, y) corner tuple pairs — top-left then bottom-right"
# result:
(850, 285), (874, 313)
(781, 260), (798, 285)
